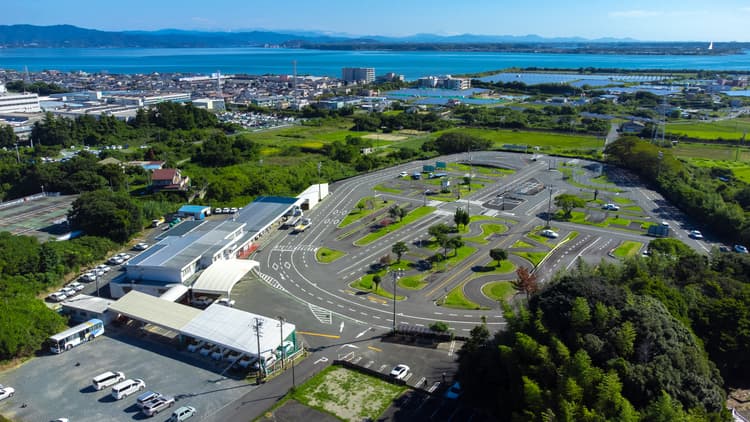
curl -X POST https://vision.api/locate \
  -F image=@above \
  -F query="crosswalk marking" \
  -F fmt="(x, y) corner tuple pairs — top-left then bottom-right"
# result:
(271, 244), (318, 252)
(309, 303), (333, 324)
(257, 272), (287, 292)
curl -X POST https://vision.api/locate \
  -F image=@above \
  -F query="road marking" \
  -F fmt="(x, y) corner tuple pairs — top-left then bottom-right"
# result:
(297, 331), (340, 339)
(314, 357), (329, 365)
(448, 340), (456, 357)
(378, 364), (388, 372)
(355, 328), (369, 339)
(428, 382), (441, 393)
(364, 360), (375, 369)
(416, 377), (426, 388)
(352, 356), (363, 364)
(367, 345), (382, 352)
(309, 304), (333, 324)
(339, 321), (345, 333)
(403, 373), (413, 382)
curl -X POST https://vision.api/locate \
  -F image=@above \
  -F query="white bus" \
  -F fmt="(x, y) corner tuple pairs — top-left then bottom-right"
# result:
(49, 318), (105, 353)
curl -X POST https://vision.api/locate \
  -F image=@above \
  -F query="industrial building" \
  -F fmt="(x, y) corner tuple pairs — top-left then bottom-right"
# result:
(0, 82), (41, 113)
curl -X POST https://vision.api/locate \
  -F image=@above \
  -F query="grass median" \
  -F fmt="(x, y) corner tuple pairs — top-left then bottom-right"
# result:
(354, 206), (435, 246)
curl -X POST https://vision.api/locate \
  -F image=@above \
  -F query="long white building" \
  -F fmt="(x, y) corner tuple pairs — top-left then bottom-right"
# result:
(0, 85), (41, 113)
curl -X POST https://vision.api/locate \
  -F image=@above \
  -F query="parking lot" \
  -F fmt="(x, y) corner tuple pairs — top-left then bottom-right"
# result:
(0, 328), (256, 422)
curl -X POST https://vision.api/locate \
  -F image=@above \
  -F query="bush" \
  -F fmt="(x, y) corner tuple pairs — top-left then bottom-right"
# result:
(430, 321), (450, 332)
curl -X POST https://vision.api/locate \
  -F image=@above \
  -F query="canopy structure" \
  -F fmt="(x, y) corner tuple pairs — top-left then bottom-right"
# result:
(108, 290), (201, 332)
(191, 259), (259, 296)
(159, 284), (189, 302)
(180, 304), (295, 356)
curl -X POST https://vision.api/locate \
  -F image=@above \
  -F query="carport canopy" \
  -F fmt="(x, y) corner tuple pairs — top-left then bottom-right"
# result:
(180, 304), (295, 356)
(108, 290), (202, 332)
(191, 259), (259, 296)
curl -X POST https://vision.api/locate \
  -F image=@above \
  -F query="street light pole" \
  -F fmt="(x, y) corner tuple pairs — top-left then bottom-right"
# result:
(278, 316), (285, 370)
(252, 318), (264, 384)
(546, 186), (554, 228)
(317, 161), (322, 202)
(390, 268), (404, 333)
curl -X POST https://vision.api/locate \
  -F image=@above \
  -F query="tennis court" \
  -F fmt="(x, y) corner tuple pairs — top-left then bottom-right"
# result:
(0, 193), (79, 241)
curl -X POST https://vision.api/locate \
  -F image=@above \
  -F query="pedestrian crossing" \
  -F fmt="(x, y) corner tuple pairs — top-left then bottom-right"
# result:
(271, 244), (318, 253)
(309, 303), (333, 324)
(257, 272), (288, 292)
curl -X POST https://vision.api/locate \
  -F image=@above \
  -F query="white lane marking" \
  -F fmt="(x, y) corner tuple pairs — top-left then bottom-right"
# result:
(428, 382), (441, 393)
(448, 340), (456, 357)
(355, 328), (369, 339)
(339, 321), (345, 333)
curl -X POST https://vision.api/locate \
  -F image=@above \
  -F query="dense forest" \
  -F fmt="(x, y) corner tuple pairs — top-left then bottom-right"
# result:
(458, 243), (750, 421)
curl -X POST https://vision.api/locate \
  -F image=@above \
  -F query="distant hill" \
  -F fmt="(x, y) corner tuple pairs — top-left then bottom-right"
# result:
(0, 25), (743, 55)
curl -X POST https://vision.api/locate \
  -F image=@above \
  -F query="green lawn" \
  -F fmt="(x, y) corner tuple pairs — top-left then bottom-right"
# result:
(438, 128), (602, 155)
(354, 206), (435, 246)
(338, 197), (393, 228)
(464, 223), (509, 244)
(290, 365), (407, 422)
(398, 275), (428, 290)
(667, 118), (750, 141)
(440, 282), (489, 310)
(351, 275), (405, 300)
(373, 184), (402, 194)
(514, 251), (549, 267)
(480, 259), (516, 274)
(481, 281), (515, 302)
(683, 155), (750, 183)
(612, 241), (643, 259)
(316, 247), (345, 263)
(511, 240), (535, 249)
(610, 196), (634, 204)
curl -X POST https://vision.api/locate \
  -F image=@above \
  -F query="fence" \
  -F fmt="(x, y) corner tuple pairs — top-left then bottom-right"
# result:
(0, 191), (61, 210)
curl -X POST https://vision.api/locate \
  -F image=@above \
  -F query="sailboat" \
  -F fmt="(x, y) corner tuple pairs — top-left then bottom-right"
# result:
(708, 41), (714, 50)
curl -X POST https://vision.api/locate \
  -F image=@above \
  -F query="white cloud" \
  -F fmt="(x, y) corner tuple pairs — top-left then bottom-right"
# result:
(609, 10), (662, 18)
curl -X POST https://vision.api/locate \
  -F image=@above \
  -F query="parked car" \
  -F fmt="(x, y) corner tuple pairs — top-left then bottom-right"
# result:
(222, 207), (230, 214)
(48, 291), (67, 302)
(142, 396), (175, 417)
(602, 203), (620, 211)
(734, 244), (749, 254)
(230, 207), (238, 214)
(217, 298), (235, 307)
(688, 230), (704, 239)
(61, 287), (78, 297)
(398, 171), (408, 177)
(211, 348), (231, 361)
(719, 245), (731, 253)
(107, 256), (124, 265)
(117, 253), (131, 261)
(192, 296), (214, 307)
(66, 282), (85, 292)
(214, 208), (222, 214)
(80, 272), (96, 282)
(133, 243), (149, 251)
(111, 379), (145, 400)
(0, 385), (15, 401)
(186, 339), (205, 353)
(136, 390), (163, 409)
(96, 264), (111, 273)
(444, 382), (462, 400)
(390, 364), (410, 380)
(540, 229), (559, 239)
(168, 406), (196, 422)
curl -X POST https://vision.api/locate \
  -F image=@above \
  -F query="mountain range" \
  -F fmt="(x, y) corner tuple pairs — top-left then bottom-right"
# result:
(0, 24), (643, 48)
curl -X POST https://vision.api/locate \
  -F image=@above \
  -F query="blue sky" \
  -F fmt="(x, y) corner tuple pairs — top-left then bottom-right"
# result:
(3, 0), (749, 41)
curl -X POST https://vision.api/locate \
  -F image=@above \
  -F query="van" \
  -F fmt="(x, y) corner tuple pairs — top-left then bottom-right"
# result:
(92, 371), (125, 391)
(111, 378), (145, 400)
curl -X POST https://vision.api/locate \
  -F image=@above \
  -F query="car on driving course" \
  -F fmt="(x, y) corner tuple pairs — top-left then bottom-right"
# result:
(688, 230), (704, 239)
(389, 364), (410, 380)
(540, 229), (559, 238)
(735, 244), (749, 254)
(602, 203), (620, 211)
(0, 385), (15, 401)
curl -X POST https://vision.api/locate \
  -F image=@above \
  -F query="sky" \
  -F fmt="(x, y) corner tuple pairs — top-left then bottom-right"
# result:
(2, 0), (749, 42)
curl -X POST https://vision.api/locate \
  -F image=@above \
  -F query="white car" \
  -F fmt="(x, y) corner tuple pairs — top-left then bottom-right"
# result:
(217, 298), (235, 307)
(96, 264), (111, 273)
(66, 282), (85, 292)
(540, 229), (559, 239)
(133, 243), (149, 251)
(187, 339), (205, 353)
(688, 230), (704, 239)
(80, 272), (97, 282)
(0, 385), (15, 401)
(49, 291), (67, 302)
(214, 207), (222, 215)
(390, 364), (410, 380)
(398, 171), (408, 177)
(107, 256), (124, 265)
(602, 203), (620, 211)
(61, 287), (77, 297)
(222, 208), (230, 214)
(230, 207), (238, 214)
(117, 253), (131, 261)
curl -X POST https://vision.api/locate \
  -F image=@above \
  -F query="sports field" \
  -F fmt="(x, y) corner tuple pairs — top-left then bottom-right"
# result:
(0, 194), (78, 241)
(667, 118), (750, 141)
(671, 143), (750, 182)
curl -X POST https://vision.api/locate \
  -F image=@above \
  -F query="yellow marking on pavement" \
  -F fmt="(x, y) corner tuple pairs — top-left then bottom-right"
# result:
(344, 289), (356, 295)
(297, 331), (341, 339)
(367, 345), (382, 352)
(368, 296), (387, 304)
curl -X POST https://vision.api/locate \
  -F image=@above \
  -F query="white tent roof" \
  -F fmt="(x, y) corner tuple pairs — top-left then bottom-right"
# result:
(191, 259), (259, 296)
(179, 304), (295, 356)
(159, 284), (189, 302)
(108, 291), (201, 331)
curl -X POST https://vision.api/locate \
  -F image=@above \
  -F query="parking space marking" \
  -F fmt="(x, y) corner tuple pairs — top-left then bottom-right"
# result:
(416, 377), (427, 388)
(378, 364), (388, 372)
(403, 373), (413, 382)
(428, 381), (441, 393)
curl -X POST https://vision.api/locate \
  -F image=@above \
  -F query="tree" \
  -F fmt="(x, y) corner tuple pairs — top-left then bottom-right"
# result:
(511, 266), (538, 299)
(489, 248), (508, 267)
(555, 193), (586, 218)
(392, 241), (409, 263)
(68, 190), (143, 243)
(454, 207), (470, 229)
(372, 275), (381, 292)
(446, 236), (464, 257)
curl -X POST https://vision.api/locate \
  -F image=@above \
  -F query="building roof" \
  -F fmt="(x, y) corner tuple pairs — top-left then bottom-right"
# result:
(108, 290), (202, 331)
(61, 294), (113, 314)
(180, 304), (295, 356)
(191, 259), (259, 296)
(178, 205), (211, 214)
(152, 168), (177, 181)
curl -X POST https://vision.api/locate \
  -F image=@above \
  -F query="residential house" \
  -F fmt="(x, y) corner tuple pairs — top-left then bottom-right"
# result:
(151, 168), (190, 191)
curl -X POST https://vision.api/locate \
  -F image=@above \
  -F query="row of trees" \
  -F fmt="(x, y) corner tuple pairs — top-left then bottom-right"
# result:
(605, 137), (750, 243)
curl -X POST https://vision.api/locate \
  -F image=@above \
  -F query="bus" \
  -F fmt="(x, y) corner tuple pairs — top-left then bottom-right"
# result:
(49, 318), (105, 354)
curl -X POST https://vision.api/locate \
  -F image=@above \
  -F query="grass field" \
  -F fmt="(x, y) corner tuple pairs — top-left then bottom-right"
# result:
(437, 128), (602, 156)
(316, 247), (346, 263)
(481, 281), (515, 302)
(398, 275), (428, 290)
(354, 206), (435, 246)
(338, 197), (393, 228)
(667, 118), (750, 141)
(440, 282), (488, 310)
(513, 251), (549, 267)
(464, 222), (509, 244)
(612, 241), (643, 259)
(290, 366), (407, 422)
(511, 240), (535, 249)
(351, 275), (405, 300)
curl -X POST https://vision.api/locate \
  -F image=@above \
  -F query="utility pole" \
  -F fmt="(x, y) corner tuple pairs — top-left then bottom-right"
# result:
(546, 186), (554, 228)
(253, 318), (264, 384)
(317, 161), (322, 202)
(657, 151), (663, 179)
(389, 268), (404, 333)
(278, 316), (285, 370)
